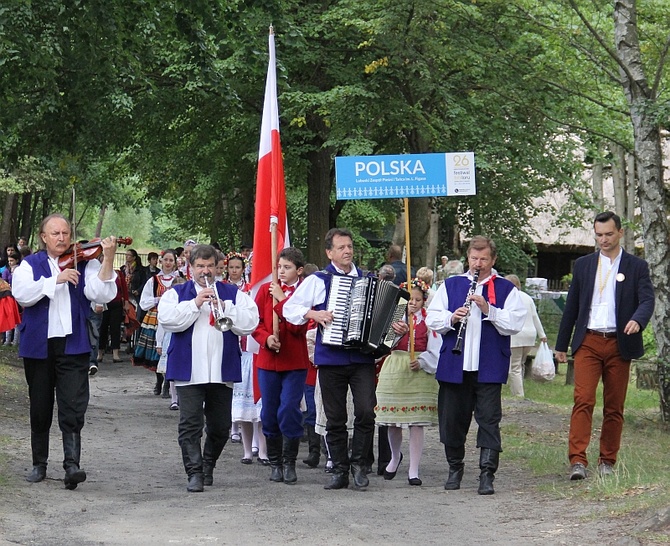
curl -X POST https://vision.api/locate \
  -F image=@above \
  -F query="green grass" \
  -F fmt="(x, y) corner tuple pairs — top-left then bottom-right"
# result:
(502, 364), (670, 541)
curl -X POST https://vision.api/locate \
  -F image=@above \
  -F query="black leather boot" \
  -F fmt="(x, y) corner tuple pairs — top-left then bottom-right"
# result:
(302, 425), (321, 468)
(349, 432), (371, 489)
(181, 441), (204, 492)
(26, 431), (49, 483)
(282, 436), (300, 485)
(323, 442), (349, 490)
(62, 432), (86, 490)
(154, 373), (164, 395)
(161, 378), (170, 398)
(444, 445), (466, 490)
(477, 448), (499, 495)
(266, 435), (284, 482)
(202, 432), (227, 487)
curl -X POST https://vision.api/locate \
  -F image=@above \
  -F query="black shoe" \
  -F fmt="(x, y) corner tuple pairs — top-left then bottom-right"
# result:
(64, 466), (86, 490)
(351, 464), (369, 488)
(187, 473), (204, 492)
(444, 467), (464, 490)
(324, 472), (349, 490)
(26, 466), (46, 483)
(408, 477), (422, 486)
(383, 453), (403, 481)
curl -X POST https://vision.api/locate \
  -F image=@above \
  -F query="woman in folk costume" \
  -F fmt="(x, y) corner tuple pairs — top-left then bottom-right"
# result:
(375, 278), (440, 486)
(228, 252), (268, 465)
(132, 249), (182, 395)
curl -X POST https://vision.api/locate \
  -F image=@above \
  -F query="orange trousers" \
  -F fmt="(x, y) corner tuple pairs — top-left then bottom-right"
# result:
(569, 332), (631, 467)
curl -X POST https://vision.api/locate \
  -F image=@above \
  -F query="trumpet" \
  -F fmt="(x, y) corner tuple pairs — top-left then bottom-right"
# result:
(452, 269), (480, 355)
(205, 277), (233, 332)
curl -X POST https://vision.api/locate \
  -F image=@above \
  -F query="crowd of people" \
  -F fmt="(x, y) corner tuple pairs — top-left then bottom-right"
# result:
(8, 209), (655, 494)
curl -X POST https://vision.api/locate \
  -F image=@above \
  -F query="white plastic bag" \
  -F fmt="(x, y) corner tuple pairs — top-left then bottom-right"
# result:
(531, 341), (555, 382)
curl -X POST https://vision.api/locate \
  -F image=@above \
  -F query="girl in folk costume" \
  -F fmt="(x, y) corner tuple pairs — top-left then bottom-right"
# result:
(228, 252), (268, 464)
(1, 249), (22, 345)
(375, 278), (440, 486)
(132, 249), (182, 395)
(252, 247), (310, 484)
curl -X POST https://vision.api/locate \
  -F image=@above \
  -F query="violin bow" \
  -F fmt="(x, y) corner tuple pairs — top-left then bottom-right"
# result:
(71, 186), (77, 270)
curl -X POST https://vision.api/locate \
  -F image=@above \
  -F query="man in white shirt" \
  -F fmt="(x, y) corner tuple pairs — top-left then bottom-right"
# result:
(426, 236), (526, 495)
(158, 245), (259, 492)
(13, 214), (118, 489)
(556, 211), (654, 480)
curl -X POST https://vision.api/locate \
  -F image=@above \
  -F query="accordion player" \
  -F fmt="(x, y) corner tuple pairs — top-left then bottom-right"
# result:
(321, 275), (410, 358)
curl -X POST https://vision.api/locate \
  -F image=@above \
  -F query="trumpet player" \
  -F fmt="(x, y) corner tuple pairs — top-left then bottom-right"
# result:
(158, 245), (259, 492)
(426, 236), (526, 495)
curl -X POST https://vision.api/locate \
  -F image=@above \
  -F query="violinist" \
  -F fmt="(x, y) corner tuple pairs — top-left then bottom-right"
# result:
(13, 213), (118, 490)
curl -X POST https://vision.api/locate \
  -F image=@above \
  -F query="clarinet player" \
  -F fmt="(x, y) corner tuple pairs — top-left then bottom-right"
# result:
(426, 236), (526, 495)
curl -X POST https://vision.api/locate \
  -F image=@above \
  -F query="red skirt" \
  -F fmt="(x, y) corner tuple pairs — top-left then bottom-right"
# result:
(0, 294), (21, 332)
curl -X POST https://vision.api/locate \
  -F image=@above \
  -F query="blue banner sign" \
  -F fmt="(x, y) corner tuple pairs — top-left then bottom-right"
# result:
(334, 152), (475, 200)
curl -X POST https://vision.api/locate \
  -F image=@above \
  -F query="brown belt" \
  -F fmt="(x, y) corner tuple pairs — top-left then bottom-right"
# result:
(586, 329), (617, 338)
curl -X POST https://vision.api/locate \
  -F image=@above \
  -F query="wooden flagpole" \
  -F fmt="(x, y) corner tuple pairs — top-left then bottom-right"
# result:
(403, 197), (414, 359)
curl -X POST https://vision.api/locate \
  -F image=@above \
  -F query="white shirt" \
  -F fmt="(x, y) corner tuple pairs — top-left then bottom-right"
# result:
(13, 255), (117, 338)
(412, 310), (441, 374)
(283, 263), (359, 326)
(511, 291), (546, 348)
(157, 282), (259, 386)
(139, 270), (180, 311)
(588, 249), (621, 332)
(426, 270), (526, 372)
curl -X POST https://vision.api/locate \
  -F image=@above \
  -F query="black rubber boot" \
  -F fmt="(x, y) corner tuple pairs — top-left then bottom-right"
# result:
(282, 437), (301, 485)
(444, 445), (466, 490)
(266, 435), (284, 482)
(477, 448), (499, 495)
(302, 425), (321, 468)
(26, 432), (49, 483)
(181, 441), (204, 492)
(62, 432), (87, 490)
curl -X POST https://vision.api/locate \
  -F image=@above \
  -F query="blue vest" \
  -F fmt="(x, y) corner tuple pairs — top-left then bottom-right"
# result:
(313, 264), (375, 366)
(18, 251), (91, 359)
(165, 280), (243, 382)
(436, 275), (514, 384)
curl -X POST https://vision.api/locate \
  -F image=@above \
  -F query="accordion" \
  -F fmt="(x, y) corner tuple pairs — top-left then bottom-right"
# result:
(321, 276), (410, 358)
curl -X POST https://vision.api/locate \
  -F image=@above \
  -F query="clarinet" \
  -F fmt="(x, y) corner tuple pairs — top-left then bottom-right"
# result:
(451, 269), (480, 355)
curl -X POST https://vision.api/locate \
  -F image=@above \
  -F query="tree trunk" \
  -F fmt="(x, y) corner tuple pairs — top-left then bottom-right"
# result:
(625, 152), (636, 252)
(592, 153), (604, 210)
(610, 143), (627, 220)
(614, 0), (670, 420)
(428, 204), (439, 270)
(408, 197), (431, 271)
(0, 193), (17, 249)
(18, 192), (32, 240)
(94, 205), (107, 238)
(306, 147), (332, 267)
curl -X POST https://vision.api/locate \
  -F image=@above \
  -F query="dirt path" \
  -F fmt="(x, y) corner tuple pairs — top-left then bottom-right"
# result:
(0, 357), (641, 545)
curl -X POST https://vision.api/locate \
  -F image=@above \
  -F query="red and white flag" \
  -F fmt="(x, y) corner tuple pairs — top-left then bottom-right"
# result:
(251, 27), (289, 295)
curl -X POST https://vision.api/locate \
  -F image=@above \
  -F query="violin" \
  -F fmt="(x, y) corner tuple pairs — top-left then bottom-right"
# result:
(58, 237), (133, 270)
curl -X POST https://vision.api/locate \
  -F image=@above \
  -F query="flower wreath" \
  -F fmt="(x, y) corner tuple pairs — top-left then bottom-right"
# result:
(399, 277), (431, 299)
